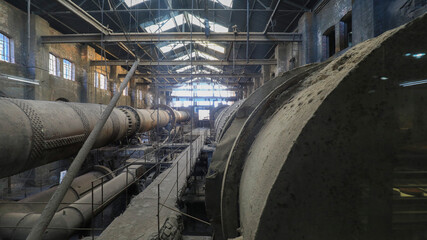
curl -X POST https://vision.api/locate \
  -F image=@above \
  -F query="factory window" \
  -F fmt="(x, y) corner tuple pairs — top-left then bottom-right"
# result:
(94, 72), (108, 90)
(171, 81), (235, 107)
(0, 33), (14, 63)
(340, 12), (352, 50)
(63, 59), (75, 81)
(49, 53), (61, 76)
(198, 110), (210, 121)
(323, 26), (336, 59)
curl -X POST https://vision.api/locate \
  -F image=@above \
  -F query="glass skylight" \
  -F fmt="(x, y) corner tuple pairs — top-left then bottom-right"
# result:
(173, 51), (219, 61)
(174, 52), (197, 61)
(145, 13), (185, 33)
(205, 65), (222, 72)
(176, 65), (195, 73)
(196, 41), (225, 53)
(187, 13), (229, 32)
(197, 51), (218, 60)
(124, 0), (148, 7)
(143, 13), (228, 34)
(217, 0), (233, 8)
(159, 41), (224, 54)
(159, 42), (189, 53)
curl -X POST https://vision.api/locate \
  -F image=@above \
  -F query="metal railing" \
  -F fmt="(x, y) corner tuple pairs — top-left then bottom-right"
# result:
(0, 130), (207, 239)
(156, 131), (210, 239)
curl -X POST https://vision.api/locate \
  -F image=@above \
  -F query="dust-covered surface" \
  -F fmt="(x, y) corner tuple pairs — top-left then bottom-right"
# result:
(97, 129), (207, 240)
(238, 13), (427, 240)
(205, 63), (329, 239)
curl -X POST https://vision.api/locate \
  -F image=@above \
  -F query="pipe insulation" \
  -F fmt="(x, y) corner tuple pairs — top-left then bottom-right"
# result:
(0, 161), (145, 240)
(0, 98), (189, 179)
(0, 167), (113, 215)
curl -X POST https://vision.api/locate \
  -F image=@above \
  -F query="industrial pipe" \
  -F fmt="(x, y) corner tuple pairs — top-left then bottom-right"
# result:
(207, 14), (427, 240)
(0, 98), (189, 179)
(0, 166), (113, 215)
(0, 161), (145, 240)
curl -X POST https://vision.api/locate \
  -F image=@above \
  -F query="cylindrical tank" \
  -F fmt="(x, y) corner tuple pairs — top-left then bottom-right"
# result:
(0, 98), (189, 178)
(207, 14), (427, 240)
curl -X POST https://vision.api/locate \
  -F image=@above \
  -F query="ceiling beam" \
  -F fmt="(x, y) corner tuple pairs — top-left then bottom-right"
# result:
(263, 0), (282, 34)
(153, 87), (241, 91)
(90, 59), (276, 66)
(121, 73), (261, 78)
(46, 9), (308, 14)
(282, 0), (310, 11)
(56, 0), (113, 35)
(41, 32), (302, 43)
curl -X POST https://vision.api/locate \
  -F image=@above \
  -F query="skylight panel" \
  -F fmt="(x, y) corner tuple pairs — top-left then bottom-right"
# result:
(205, 65), (222, 72)
(159, 42), (189, 53)
(187, 13), (205, 28)
(187, 13), (228, 32)
(124, 0), (148, 7)
(144, 13), (185, 33)
(196, 41), (225, 53)
(176, 66), (194, 73)
(217, 0), (233, 8)
(174, 52), (197, 61)
(197, 51), (219, 60)
(210, 23), (229, 32)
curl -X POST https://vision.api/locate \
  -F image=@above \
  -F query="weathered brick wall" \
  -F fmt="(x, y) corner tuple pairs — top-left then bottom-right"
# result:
(0, 0), (151, 106)
(297, 0), (426, 65)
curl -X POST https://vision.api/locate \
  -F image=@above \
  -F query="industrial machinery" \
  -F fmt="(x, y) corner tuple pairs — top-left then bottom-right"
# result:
(0, 98), (191, 240)
(0, 98), (189, 178)
(207, 14), (427, 240)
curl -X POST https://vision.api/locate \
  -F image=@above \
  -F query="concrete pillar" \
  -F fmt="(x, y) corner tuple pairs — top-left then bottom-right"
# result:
(254, 77), (261, 90)
(275, 43), (287, 76)
(248, 79), (255, 95)
(262, 65), (271, 83)
(242, 86), (248, 99)
(296, 12), (314, 65)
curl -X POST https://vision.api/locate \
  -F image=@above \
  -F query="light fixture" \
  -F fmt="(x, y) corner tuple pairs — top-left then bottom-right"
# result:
(400, 79), (427, 87)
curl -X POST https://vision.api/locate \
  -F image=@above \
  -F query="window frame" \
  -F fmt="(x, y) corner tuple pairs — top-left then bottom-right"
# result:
(94, 72), (108, 90)
(49, 53), (61, 76)
(62, 59), (75, 81)
(0, 32), (15, 63)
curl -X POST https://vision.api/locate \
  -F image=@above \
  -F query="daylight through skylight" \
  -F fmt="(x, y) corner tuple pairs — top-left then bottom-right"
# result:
(217, 0), (233, 8)
(196, 41), (225, 53)
(142, 13), (228, 34)
(145, 13), (185, 33)
(124, 0), (148, 7)
(205, 65), (222, 72)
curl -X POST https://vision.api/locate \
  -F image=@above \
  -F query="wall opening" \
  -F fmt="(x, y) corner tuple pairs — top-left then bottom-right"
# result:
(323, 26), (336, 59)
(198, 109), (210, 121)
(55, 97), (70, 102)
(170, 80), (236, 108)
(340, 12), (353, 50)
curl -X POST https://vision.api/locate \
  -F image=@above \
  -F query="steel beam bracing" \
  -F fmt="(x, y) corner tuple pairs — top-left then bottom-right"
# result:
(121, 73), (261, 78)
(41, 32), (302, 43)
(56, 0), (113, 35)
(90, 59), (276, 66)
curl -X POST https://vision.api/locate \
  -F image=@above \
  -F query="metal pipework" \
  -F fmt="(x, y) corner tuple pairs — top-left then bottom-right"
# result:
(207, 15), (427, 240)
(0, 161), (145, 240)
(0, 166), (113, 215)
(0, 98), (189, 179)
